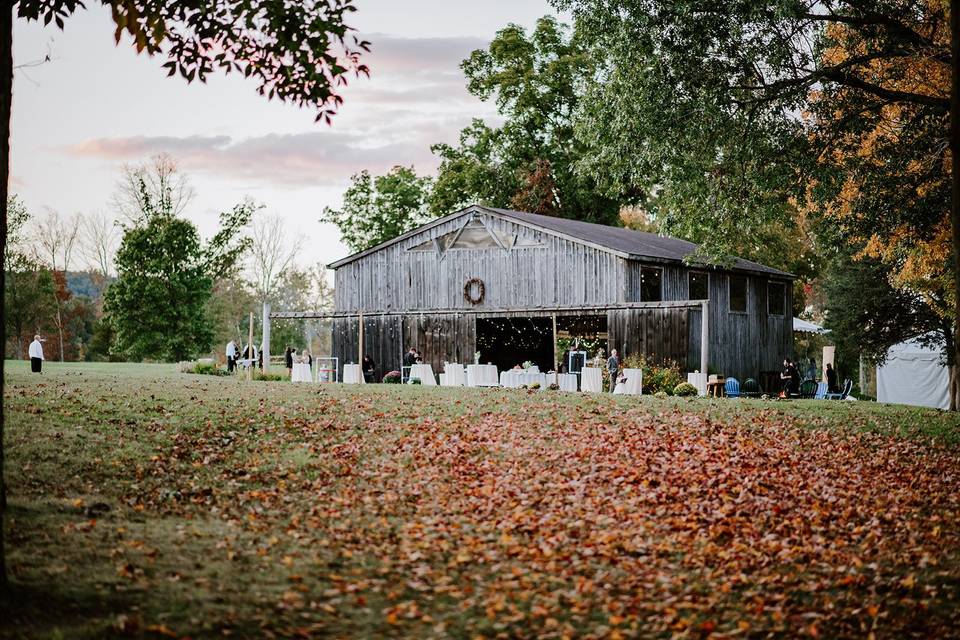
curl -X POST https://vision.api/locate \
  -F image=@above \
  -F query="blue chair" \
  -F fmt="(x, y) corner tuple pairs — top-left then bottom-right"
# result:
(826, 379), (853, 400)
(724, 377), (740, 398)
(813, 382), (827, 400)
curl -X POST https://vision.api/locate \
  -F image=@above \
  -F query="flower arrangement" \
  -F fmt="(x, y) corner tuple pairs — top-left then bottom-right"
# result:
(522, 360), (534, 370)
(548, 383), (560, 391)
(474, 351), (481, 364)
(530, 383), (541, 390)
(382, 371), (402, 384)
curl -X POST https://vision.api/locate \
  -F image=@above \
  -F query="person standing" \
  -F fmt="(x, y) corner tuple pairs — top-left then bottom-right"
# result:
(28, 334), (44, 373)
(826, 362), (839, 393)
(362, 354), (376, 383)
(607, 349), (620, 393)
(226, 339), (237, 372)
(804, 357), (817, 381)
(284, 346), (294, 377)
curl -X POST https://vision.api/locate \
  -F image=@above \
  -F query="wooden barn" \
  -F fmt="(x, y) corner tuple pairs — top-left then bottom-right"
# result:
(274, 205), (794, 386)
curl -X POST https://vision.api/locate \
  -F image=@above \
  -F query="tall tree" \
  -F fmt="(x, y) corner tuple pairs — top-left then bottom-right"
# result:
(322, 166), (433, 253)
(558, 0), (956, 405)
(431, 16), (621, 224)
(2, 0), (369, 589)
(32, 208), (81, 362)
(4, 197), (55, 359)
(80, 210), (120, 281)
(111, 153), (195, 224)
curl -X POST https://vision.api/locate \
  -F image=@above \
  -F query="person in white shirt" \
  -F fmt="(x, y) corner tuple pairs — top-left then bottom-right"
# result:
(226, 340), (237, 372)
(28, 334), (44, 373)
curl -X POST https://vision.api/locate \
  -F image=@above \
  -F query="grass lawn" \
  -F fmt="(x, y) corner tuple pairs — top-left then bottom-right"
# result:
(2, 363), (959, 638)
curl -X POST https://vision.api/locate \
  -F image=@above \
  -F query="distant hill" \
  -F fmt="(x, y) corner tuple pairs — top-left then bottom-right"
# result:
(67, 271), (113, 299)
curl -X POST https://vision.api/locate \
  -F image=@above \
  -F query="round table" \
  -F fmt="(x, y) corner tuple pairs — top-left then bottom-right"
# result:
(291, 362), (312, 383)
(613, 368), (643, 395)
(409, 363), (437, 386)
(466, 364), (498, 387)
(556, 373), (578, 392)
(443, 363), (466, 386)
(580, 367), (603, 393)
(343, 364), (365, 384)
(500, 370), (547, 389)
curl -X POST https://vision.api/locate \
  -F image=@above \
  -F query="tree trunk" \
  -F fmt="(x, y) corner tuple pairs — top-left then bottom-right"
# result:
(56, 304), (64, 362)
(952, 0), (960, 410)
(0, 0), (13, 591)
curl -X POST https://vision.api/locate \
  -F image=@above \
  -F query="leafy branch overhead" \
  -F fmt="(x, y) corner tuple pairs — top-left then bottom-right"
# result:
(15, 0), (371, 122)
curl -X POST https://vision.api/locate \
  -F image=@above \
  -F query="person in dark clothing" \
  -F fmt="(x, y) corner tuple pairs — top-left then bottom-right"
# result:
(825, 363), (839, 393)
(607, 349), (620, 393)
(362, 354), (376, 383)
(781, 358), (801, 396)
(789, 360), (801, 395)
(403, 347), (417, 368)
(284, 346), (294, 376)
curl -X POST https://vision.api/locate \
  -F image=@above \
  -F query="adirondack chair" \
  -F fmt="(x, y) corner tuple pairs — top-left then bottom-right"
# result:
(813, 382), (828, 400)
(799, 380), (818, 398)
(825, 379), (853, 400)
(741, 378), (761, 397)
(724, 377), (741, 398)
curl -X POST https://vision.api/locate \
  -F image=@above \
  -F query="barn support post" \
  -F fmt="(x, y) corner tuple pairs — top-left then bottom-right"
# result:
(248, 311), (254, 381)
(262, 301), (271, 373)
(700, 300), (709, 375)
(358, 312), (364, 364)
(552, 313), (558, 385)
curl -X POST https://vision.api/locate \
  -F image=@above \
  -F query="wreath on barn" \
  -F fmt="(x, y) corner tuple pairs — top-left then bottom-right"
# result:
(463, 277), (485, 305)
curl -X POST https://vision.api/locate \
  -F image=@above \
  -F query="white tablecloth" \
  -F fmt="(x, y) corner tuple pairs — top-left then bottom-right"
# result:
(443, 363), (466, 386)
(500, 370), (547, 389)
(409, 363), (437, 386)
(343, 364), (365, 384)
(687, 373), (707, 396)
(581, 367), (603, 393)
(291, 362), (312, 383)
(556, 373), (578, 392)
(466, 364), (498, 387)
(613, 368), (643, 395)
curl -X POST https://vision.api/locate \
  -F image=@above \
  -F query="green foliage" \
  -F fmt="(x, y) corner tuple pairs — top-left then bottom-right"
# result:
(622, 354), (684, 396)
(321, 166), (433, 253)
(253, 370), (286, 382)
(105, 214), (214, 362)
(383, 371), (401, 383)
(431, 17), (621, 225)
(673, 382), (698, 397)
(16, 0), (369, 123)
(189, 361), (230, 377)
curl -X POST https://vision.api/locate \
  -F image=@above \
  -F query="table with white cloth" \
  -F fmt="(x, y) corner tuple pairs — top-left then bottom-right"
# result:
(466, 364), (499, 387)
(409, 363), (437, 386)
(443, 363), (466, 387)
(613, 368), (643, 395)
(556, 373), (578, 392)
(686, 372), (708, 396)
(580, 367), (603, 393)
(291, 362), (312, 383)
(500, 370), (547, 389)
(342, 364), (365, 384)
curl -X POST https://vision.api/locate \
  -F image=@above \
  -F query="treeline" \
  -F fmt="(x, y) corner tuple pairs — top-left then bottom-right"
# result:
(321, 7), (952, 397)
(5, 155), (332, 363)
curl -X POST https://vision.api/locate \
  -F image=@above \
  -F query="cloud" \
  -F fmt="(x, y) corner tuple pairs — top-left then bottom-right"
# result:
(361, 33), (487, 75)
(65, 125), (459, 187)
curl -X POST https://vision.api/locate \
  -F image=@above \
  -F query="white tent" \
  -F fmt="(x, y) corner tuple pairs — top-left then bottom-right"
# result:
(793, 317), (830, 334)
(876, 335), (949, 409)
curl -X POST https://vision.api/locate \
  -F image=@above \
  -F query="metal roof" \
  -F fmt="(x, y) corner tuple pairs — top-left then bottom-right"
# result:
(328, 204), (794, 278)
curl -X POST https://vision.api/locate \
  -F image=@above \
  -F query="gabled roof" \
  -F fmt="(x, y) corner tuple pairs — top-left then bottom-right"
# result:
(328, 204), (793, 278)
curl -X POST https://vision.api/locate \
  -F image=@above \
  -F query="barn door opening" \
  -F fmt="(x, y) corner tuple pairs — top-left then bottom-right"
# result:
(476, 317), (554, 373)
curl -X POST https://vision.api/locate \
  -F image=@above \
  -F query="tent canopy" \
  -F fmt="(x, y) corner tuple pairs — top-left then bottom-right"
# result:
(877, 334), (949, 409)
(793, 317), (830, 334)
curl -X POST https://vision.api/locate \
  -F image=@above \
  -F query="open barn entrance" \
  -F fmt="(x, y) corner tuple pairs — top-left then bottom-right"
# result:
(476, 317), (554, 373)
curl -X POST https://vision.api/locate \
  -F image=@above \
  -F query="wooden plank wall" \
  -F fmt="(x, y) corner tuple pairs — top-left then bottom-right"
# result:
(401, 314), (476, 377)
(608, 308), (689, 365)
(332, 315), (403, 383)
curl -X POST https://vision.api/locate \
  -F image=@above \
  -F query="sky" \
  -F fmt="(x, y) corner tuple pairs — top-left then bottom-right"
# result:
(11, 1), (565, 272)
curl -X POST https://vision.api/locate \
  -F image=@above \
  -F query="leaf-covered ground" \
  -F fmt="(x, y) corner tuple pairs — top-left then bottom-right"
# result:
(2, 362), (960, 638)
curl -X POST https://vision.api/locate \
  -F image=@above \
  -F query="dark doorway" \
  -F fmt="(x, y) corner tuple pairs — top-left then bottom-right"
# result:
(476, 317), (554, 373)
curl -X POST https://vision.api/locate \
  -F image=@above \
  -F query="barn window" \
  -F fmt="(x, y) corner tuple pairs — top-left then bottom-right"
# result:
(729, 275), (748, 312)
(408, 238), (435, 252)
(768, 281), (785, 316)
(641, 266), (662, 302)
(688, 272), (708, 300)
(450, 219), (501, 249)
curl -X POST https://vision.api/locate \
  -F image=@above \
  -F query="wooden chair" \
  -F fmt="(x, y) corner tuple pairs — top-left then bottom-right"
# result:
(724, 377), (741, 398)
(825, 379), (853, 400)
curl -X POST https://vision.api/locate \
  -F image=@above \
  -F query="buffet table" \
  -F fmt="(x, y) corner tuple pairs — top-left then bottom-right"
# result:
(466, 364), (499, 387)
(342, 364), (365, 384)
(580, 367), (603, 393)
(409, 363), (437, 386)
(291, 362), (312, 383)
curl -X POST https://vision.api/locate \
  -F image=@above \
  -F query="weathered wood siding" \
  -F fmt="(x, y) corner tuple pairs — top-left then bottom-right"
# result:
(686, 272), (792, 383)
(334, 214), (623, 313)
(608, 308), (689, 365)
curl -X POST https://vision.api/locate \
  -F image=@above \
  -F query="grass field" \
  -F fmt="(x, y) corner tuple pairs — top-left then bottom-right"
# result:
(2, 362), (959, 638)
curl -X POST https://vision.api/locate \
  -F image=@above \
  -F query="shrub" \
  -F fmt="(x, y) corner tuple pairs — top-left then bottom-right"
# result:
(622, 354), (683, 395)
(253, 371), (285, 382)
(654, 390), (668, 399)
(548, 383), (560, 391)
(188, 362), (230, 377)
(410, 378), (422, 385)
(530, 383), (541, 390)
(673, 382), (698, 397)
(383, 371), (401, 384)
